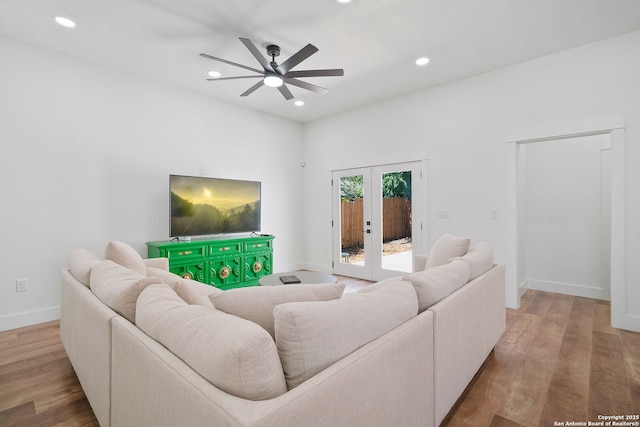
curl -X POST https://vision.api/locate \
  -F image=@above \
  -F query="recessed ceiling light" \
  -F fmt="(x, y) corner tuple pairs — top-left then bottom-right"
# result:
(53, 16), (76, 28)
(294, 101), (304, 107)
(416, 57), (430, 66)
(337, 0), (352, 3)
(208, 71), (221, 78)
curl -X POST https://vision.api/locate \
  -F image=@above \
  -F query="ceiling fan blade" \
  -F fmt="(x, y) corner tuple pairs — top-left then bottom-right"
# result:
(278, 84), (294, 100)
(199, 53), (263, 74)
(240, 80), (264, 97)
(239, 38), (272, 72)
(284, 78), (329, 95)
(277, 43), (318, 74)
(285, 69), (344, 78)
(206, 75), (264, 81)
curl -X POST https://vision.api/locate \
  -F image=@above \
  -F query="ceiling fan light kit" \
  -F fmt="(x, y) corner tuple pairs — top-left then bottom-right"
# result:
(264, 74), (283, 87)
(200, 37), (344, 101)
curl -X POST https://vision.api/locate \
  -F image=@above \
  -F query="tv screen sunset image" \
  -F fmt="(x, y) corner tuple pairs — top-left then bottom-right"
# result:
(170, 175), (261, 237)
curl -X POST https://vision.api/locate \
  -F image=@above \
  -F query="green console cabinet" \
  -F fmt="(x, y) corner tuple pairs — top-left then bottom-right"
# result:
(146, 235), (274, 290)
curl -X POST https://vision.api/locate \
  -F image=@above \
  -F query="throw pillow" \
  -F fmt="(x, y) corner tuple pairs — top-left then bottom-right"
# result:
(209, 283), (346, 338)
(402, 259), (471, 312)
(147, 267), (217, 306)
(424, 233), (470, 269)
(68, 248), (101, 287)
(452, 242), (494, 280)
(90, 260), (162, 323)
(274, 281), (418, 390)
(105, 241), (146, 275)
(136, 283), (287, 401)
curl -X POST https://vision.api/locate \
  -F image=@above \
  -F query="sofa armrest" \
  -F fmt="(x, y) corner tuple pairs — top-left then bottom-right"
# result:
(61, 269), (118, 427)
(144, 257), (168, 271)
(413, 255), (428, 272)
(428, 264), (505, 425)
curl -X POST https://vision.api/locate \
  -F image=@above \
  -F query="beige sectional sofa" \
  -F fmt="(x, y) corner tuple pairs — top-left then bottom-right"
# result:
(60, 235), (505, 427)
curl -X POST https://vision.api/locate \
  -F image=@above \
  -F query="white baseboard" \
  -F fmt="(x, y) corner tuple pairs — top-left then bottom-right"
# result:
(526, 279), (610, 301)
(519, 280), (528, 297)
(612, 312), (640, 333)
(300, 262), (332, 274)
(273, 262), (307, 274)
(0, 306), (61, 332)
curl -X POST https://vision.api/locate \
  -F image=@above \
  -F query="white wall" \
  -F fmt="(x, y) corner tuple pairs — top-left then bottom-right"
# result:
(0, 38), (304, 331)
(523, 135), (611, 300)
(303, 31), (640, 329)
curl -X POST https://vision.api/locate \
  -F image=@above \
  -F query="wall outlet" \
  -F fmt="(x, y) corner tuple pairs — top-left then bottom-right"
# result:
(16, 279), (28, 292)
(491, 209), (499, 220)
(437, 209), (451, 219)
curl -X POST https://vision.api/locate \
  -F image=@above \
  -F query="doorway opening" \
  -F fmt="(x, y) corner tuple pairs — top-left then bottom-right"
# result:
(519, 134), (611, 300)
(506, 116), (632, 330)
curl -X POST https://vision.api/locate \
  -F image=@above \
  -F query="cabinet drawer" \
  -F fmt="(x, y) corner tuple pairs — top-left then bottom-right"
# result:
(164, 245), (207, 260)
(244, 240), (272, 253)
(209, 242), (242, 258)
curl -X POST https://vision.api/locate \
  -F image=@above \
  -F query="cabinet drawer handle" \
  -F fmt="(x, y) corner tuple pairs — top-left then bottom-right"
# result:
(218, 247), (231, 252)
(182, 272), (193, 280)
(178, 251), (193, 256)
(254, 244), (263, 248)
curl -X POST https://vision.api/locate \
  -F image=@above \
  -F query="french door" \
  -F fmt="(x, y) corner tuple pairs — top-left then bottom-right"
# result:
(332, 162), (424, 281)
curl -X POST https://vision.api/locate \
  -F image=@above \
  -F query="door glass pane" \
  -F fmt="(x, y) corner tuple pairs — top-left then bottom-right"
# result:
(340, 175), (365, 265)
(380, 171), (412, 272)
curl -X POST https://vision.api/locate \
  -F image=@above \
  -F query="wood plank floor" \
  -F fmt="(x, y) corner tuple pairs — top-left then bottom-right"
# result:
(442, 290), (640, 427)
(0, 289), (638, 426)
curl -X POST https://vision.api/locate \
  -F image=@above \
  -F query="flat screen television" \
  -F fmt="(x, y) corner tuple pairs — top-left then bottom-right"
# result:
(170, 174), (261, 238)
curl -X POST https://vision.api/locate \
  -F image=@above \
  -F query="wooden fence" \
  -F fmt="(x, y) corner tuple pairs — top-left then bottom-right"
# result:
(341, 197), (411, 248)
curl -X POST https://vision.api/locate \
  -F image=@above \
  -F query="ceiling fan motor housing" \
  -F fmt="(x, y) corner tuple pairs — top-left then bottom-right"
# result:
(266, 44), (280, 58)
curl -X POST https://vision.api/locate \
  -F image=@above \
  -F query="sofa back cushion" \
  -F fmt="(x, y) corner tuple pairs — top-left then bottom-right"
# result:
(209, 283), (345, 338)
(425, 233), (470, 269)
(105, 241), (147, 275)
(136, 283), (287, 401)
(68, 248), (102, 287)
(403, 260), (471, 312)
(453, 242), (494, 280)
(90, 260), (162, 323)
(146, 267), (216, 306)
(274, 281), (418, 390)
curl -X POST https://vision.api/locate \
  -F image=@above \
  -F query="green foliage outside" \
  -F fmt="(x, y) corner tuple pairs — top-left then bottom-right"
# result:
(340, 171), (411, 201)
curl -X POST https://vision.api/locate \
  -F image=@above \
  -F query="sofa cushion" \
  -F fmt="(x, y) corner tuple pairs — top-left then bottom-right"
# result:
(147, 266), (222, 298)
(209, 283), (345, 338)
(169, 278), (214, 307)
(90, 260), (162, 323)
(453, 242), (494, 280)
(105, 241), (147, 275)
(356, 276), (409, 294)
(146, 267), (215, 306)
(68, 248), (102, 287)
(425, 233), (470, 269)
(403, 260), (471, 312)
(274, 281), (418, 390)
(136, 283), (287, 401)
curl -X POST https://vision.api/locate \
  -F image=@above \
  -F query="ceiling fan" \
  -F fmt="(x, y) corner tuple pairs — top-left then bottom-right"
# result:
(199, 37), (344, 100)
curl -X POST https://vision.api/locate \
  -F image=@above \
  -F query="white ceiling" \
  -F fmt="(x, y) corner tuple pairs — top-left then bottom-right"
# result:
(2, 0), (640, 123)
